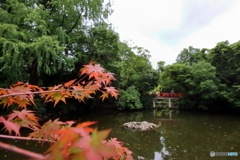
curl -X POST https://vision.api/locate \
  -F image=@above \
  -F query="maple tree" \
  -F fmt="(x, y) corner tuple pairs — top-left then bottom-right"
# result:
(0, 62), (133, 160)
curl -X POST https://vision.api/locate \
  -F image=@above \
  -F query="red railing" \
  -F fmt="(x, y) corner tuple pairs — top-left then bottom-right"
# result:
(155, 93), (183, 97)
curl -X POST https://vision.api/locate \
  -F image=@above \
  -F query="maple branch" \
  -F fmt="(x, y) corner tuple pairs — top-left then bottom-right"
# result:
(0, 89), (95, 98)
(0, 134), (56, 143)
(0, 141), (47, 159)
(70, 73), (89, 88)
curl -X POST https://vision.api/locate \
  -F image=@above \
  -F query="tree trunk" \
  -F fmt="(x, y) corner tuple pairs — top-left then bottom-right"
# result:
(29, 59), (39, 85)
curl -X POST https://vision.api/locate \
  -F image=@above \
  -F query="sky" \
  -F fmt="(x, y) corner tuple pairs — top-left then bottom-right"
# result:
(108, 0), (240, 68)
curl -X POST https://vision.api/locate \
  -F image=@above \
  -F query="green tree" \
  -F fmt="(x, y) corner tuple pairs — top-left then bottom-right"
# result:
(0, 0), (112, 86)
(41, 23), (121, 87)
(157, 61), (165, 73)
(119, 44), (158, 94)
(116, 42), (158, 109)
(209, 41), (240, 86)
(160, 63), (190, 93)
(116, 86), (143, 110)
(161, 61), (219, 109)
(163, 41), (240, 110)
(176, 46), (208, 66)
(78, 23), (121, 75)
(185, 61), (219, 106)
(208, 41), (240, 108)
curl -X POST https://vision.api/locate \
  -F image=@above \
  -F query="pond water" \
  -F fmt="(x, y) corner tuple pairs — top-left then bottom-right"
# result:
(1, 108), (240, 160)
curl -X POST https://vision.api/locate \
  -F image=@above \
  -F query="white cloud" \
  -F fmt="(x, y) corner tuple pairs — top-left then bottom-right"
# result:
(108, 0), (240, 68)
(179, 1), (240, 49)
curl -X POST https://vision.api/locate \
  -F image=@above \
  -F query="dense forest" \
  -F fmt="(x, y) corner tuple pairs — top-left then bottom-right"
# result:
(1, 0), (240, 113)
(160, 41), (240, 111)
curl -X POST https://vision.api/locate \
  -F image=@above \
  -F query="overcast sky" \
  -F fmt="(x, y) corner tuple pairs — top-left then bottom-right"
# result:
(108, 0), (240, 68)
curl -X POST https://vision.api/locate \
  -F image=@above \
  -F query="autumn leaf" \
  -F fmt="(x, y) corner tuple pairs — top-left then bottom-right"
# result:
(64, 79), (76, 87)
(50, 85), (63, 90)
(76, 129), (116, 160)
(80, 61), (97, 75)
(0, 96), (15, 107)
(106, 138), (133, 160)
(11, 81), (25, 86)
(80, 62), (105, 81)
(47, 127), (79, 156)
(0, 89), (8, 95)
(65, 120), (77, 127)
(8, 109), (36, 121)
(7, 109), (39, 130)
(100, 92), (109, 101)
(29, 118), (65, 142)
(28, 84), (44, 92)
(52, 92), (68, 106)
(101, 72), (116, 85)
(0, 62), (130, 160)
(46, 121), (96, 156)
(107, 138), (123, 149)
(74, 121), (97, 134)
(15, 99), (31, 108)
(85, 64), (105, 74)
(45, 91), (69, 107)
(3, 83), (38, 108)
(72, 84), (95, 102)
(0, 116), (20, 136)
(76, 121), (97, 128)
(103, 87), (119, 99)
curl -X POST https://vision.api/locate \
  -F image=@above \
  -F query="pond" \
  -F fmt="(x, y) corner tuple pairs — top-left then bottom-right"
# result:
(1, 108), (240, 160)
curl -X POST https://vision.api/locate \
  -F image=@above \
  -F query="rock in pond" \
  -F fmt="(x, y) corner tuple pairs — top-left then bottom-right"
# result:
(123, 121), (159, 131)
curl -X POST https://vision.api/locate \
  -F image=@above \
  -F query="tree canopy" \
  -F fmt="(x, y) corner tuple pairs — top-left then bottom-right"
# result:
(160, 40), (240, 110)
(0, 0), (159, 110)
(0, 0), (112, 85)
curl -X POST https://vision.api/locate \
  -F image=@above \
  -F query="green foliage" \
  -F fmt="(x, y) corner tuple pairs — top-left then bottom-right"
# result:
(114, 42), (159, 109)
(157, 61), (165, 73)
(0, 0), (159, 111)
(118, 43), (158, 94)
(160, 63), (190, 93)
(0, 0), (112, 85)
(116, 86), (143, 110)
(78, 23), (121, 75)
(140, 94), (154, 109)
(187, 61), (219, 98)
(176, 46), (208, 66)
(161, 40), (240, 110)
(208, 40), (240, 108)
(209, 41), (240, 86)
(161, 61), (219, 109)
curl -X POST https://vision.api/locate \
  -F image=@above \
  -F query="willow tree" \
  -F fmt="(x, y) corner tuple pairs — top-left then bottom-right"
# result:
(0, 0), (112, 85)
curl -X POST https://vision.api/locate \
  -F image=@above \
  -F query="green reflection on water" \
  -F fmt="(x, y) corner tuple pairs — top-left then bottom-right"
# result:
(72, 109), (240, 160)
(1, 109), (240, 160)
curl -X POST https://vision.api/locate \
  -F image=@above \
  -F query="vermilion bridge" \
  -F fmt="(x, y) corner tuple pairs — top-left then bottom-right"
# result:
(155, 93), (183, 97)
(152, 93), (183, 109)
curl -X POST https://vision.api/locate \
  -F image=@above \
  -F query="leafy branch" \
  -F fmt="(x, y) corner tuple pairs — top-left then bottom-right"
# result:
(0, 62), (133, 160)
(0, 141), (47, 160)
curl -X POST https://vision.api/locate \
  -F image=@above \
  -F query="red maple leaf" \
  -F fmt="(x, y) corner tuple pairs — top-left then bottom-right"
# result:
(7, 109), (36, 121)
(75, 129), (116, 160)
(103, 87), (119, 99)
(80, 62), (105, 80)
(29, 118), (65, 142)
(0, 116), (20, 136)
(64, 79), (76, 87)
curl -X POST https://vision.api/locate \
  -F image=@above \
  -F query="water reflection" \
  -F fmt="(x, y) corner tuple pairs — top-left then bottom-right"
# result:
(1, 109), (240, 160)
(55, 109), (240, 159)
